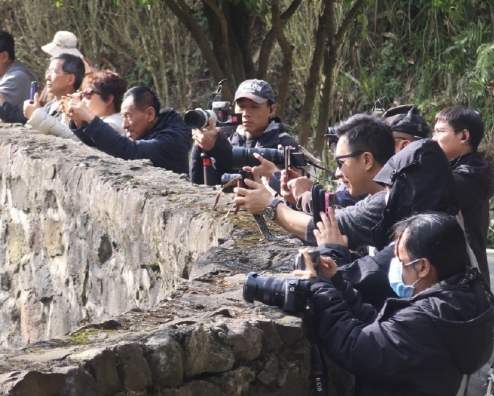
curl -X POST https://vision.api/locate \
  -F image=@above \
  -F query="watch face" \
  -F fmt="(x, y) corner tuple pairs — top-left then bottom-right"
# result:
(263, 206), (276, 221)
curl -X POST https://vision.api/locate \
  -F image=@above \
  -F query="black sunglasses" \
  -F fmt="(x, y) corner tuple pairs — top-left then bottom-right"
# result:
(334, 151), (364, 168)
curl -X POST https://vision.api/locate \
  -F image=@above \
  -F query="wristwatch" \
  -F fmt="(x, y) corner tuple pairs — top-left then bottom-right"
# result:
(263, 198), (282, 221)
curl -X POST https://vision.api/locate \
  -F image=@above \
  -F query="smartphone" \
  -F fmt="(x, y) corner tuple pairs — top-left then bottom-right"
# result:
(29, 81), (37, 102)
(325, 192), (335, 211)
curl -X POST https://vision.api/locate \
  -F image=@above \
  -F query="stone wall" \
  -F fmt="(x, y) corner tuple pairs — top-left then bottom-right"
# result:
(0, 128), (234, 347)
(0, 127), (354, 395)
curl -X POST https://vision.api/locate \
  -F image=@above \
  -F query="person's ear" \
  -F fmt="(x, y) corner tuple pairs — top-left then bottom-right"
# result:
(105, 94), (115, 107)
(460, 129), (470, 142)
(362, 152), (375, 170)
(146, 106), (156, 121)
(66, 73), (76, 88)
(268, 103), (276, 116)
(417, 258), (434, 279)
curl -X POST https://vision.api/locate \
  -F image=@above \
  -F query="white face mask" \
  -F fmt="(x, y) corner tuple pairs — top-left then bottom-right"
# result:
(388, 257), (421, 298)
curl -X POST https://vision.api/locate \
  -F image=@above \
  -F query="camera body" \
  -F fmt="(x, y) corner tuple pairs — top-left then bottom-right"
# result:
(243, 271), (311, 313)
(184, 101), (242, 129)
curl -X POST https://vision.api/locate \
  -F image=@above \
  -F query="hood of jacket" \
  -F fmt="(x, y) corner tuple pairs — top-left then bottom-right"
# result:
(143, 108), (192, 141)
(451, 152), (494, 200)
(382, 268), (494, 374)
(372, 139), (459, 250)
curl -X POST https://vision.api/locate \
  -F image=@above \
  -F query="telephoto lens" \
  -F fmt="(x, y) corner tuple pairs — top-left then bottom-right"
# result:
(243, 272), (311, 313)
(231, 147), (284, 170)
(184, 108), (217, 129)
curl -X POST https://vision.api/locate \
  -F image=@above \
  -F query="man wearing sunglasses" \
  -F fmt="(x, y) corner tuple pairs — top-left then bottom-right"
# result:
(234, 114), (395, 249)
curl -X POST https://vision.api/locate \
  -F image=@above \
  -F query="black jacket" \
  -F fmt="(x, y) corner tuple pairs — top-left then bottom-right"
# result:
(190, 118), (298, 184)
(318, 243), (396, 310)
(451, 152), (494, 285)
(71, 108), (192, 174)
(310, 269), (494, 396)
(0, 101), (27, 123)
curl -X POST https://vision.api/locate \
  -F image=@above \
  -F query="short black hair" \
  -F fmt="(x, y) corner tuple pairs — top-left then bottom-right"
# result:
(0, 30), (15, 60)
(123, 86), (160, 116)
(393, 212), (467, 281)
(336, 114), (395, 166)
(51, 53), (85, 90)
(434, 106), (484, 151)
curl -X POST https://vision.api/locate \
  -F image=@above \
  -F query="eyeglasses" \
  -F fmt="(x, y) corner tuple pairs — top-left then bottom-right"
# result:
(83, 89), (101, 100)
(45, 68), (68, 77)
(400, 258), (421, 268)
(334, 151), (364, 168)
(432, 128), (461, 135)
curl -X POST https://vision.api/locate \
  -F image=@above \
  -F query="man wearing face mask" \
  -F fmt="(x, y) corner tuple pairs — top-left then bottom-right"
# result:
(294, 212), (494, 396)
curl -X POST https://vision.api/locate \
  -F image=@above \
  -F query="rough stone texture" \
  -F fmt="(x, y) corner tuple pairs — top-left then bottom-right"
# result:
(0, 127), (354, 395)
(0, 128), (234, 348)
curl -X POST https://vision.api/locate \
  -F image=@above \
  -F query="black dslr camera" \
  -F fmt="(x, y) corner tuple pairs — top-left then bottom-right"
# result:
(243, 272), (311, 313)
(184, 80), (242, 129)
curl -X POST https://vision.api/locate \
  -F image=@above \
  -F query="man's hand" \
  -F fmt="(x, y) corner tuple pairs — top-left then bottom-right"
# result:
(243, 153), (279, 179)
(314, 208), (348, 247)
(280, 169), (303, 204)
(233, 170), (274, 215)
(67, 95), (94, 127)
(292, 248), (338, 280)
(287, 177), (314, 201)
(23, 92), (41, 119)
(293, 248), (318, 279)
(192, 118), (218, 152)
(0, 91), (4, 107)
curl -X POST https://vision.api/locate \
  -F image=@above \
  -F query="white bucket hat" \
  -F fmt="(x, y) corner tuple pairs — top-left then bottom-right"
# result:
(42, 31), (93, 74)
(42, 31), (84, 58)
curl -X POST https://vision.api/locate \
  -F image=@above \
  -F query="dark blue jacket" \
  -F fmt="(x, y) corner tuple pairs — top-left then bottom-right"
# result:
(71, 108), (192, 174)
(190, 118), (298, 184)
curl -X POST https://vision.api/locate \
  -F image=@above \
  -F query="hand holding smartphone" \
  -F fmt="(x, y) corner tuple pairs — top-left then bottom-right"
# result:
(29, 81), (37, 103)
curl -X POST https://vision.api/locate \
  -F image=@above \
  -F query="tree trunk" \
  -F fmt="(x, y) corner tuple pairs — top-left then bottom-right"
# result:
(298, 0), (333, 147)
(271, 0), (293, 118)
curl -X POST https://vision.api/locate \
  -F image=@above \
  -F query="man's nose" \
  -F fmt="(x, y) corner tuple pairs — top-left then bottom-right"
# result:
(335, 167), (343, 179)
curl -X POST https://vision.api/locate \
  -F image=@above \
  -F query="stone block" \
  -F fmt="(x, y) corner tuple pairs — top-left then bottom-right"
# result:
(182, 324), (234, 378)
(75, 349), (121, 395)
(0, 370), (66, 396)
(145, 332), (184, 388)
(219, 366), (255, 396)
(254, 320), (283, 351)
(7, 222), (28, 262)
(43, 218), (64, 257)
(226, 321), (262, 361)
(115, 343), (152, 391)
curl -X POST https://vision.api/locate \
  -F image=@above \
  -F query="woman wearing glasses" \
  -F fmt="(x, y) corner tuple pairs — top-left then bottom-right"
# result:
(28, 70), (127, 140)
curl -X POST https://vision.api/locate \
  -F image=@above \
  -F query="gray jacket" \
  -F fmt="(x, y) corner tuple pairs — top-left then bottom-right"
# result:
(0, 60), (36, 110)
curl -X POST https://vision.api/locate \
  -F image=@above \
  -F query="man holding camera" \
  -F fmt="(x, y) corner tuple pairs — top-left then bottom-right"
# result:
(189, 79), (298, 185)
(66, 86), (191, 174)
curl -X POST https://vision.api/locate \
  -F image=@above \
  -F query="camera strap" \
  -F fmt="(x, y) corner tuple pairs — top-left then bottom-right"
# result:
(304, 310), (329, 396)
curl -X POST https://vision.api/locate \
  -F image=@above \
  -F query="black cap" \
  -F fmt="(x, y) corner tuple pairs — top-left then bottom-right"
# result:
(382, 105), (430, 139)
(234, 79), (275, 104)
